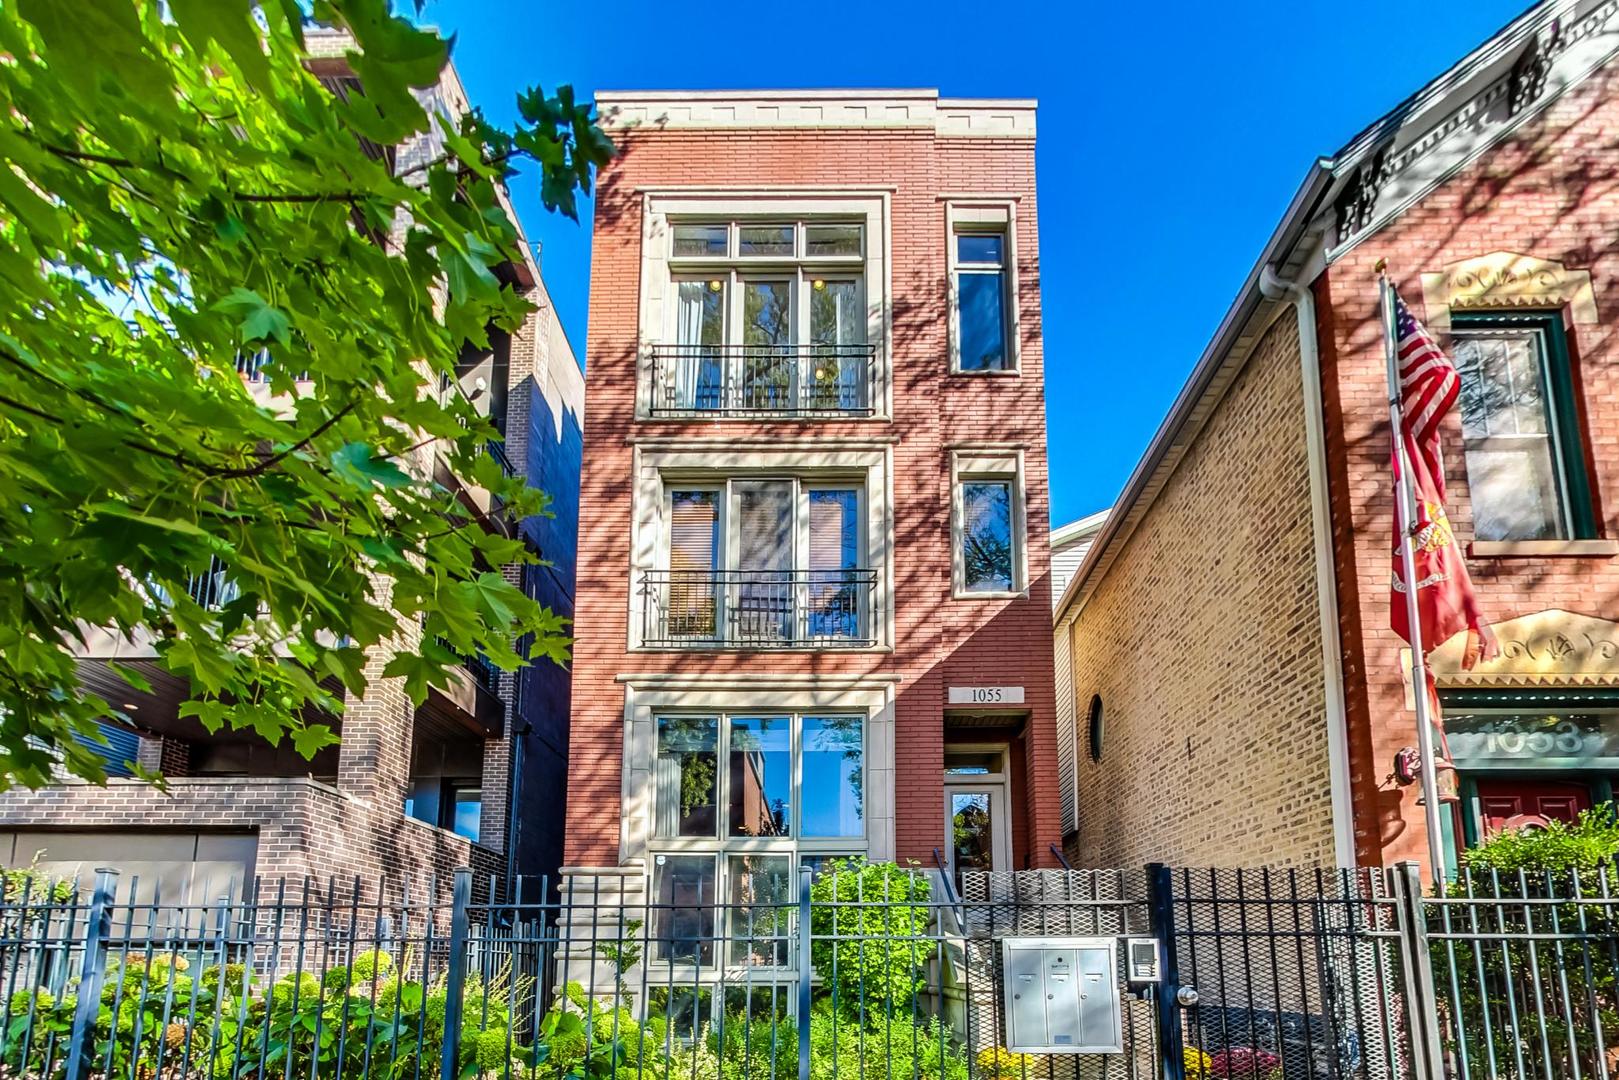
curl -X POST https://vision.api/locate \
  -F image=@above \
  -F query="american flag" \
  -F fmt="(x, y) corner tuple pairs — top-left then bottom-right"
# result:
(1394, 293), (1460, 444)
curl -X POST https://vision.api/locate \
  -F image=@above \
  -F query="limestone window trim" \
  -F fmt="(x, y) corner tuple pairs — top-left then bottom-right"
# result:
(627, 444), (895, 651)
(1419, 251), (1598, 332)
(1469, 540), (1619, 558)
(636, 192), (892, 420)
(946, 200), (1020, 375)
(950, 448), (1029, 600)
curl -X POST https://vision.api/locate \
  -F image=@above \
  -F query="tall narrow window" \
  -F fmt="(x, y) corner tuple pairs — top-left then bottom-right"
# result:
(668, 491), (720, 637)
(738, 279), (794, 411)
(673, 279), (726, 410)
(809, 278), (865, 410)
(807, 489), (861, 639)
(954, 230), (1009, 371)
(733, 481), (794, 642)
(962, 480), (1014, 591)
(1452, 313), (1591, 541)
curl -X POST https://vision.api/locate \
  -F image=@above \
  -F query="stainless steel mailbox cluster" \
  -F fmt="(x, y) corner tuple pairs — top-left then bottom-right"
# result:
(1000, 936), (1122, 1053)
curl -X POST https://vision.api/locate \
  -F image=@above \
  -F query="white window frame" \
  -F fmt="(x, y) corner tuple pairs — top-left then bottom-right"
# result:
(947, 201), (1020, 374)
(624, 683), (893, 1023)
(639, 193), (892, 419)
(632, 445), (894, 651)
(951, 449), (1028, 599)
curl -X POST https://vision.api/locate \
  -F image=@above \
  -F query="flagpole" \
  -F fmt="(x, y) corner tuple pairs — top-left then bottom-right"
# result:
(1377, 261), (1449, 889)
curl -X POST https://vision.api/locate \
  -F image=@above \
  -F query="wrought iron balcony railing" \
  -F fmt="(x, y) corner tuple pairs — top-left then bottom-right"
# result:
(649, 343), (876, 417)
(640, 569), (878, 649)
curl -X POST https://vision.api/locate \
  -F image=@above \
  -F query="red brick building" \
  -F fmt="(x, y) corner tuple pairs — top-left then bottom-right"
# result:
(565, 90), (1063, 932)
(1058, 0), (1619, 877)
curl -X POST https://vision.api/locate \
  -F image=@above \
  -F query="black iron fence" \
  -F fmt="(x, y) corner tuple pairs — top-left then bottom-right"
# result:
(648, 343), (876, 417)
(640, 569), (879, 649)
(0, 861), (1612, 1079)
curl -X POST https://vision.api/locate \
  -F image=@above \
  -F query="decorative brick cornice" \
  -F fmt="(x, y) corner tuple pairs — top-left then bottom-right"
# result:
(595, 89), (1036, 138)
(1326, 0), (1619, 257)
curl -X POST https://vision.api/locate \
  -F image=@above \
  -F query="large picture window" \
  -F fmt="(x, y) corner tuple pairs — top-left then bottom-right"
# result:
(650, 710), (866, 970)
(655, 220), (871, 416)
(1452, 311), (1594, 542)
(648, 478), (873, 648)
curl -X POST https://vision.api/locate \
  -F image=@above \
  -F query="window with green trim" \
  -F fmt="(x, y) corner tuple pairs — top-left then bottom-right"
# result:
(1451, 311), (1594, 541)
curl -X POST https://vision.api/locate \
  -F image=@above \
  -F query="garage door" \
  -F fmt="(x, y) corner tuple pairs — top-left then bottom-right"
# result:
(0, 830), (256, 913)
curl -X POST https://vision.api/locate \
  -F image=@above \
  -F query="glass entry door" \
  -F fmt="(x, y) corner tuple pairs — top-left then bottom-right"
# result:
(944, 783), (1009, 880)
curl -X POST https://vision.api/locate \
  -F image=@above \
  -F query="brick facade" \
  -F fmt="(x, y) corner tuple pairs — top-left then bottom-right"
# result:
(1059, 12), (1619, 875)
(1065, 309), (1338, 868)
(567, 100), (1062, 870)
(1317, 60), (1619, 869)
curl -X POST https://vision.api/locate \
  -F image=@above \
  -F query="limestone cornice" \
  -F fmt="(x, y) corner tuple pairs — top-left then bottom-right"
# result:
(595, 89), (1036, 138)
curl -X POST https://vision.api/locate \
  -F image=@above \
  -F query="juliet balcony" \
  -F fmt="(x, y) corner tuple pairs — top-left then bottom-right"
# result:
(648, 343), (876, 417)
(639, 569), (879, 649)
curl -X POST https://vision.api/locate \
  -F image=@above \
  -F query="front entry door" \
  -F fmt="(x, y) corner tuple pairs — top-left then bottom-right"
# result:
(1474, 777), (1592, 836)
(944, 783), (1010, 879)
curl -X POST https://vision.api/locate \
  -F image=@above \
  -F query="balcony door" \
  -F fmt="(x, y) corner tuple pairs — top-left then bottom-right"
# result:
(664, 266), (866, 415)
(658, 479), (868, 647)
(732, 480), (794, 642)
(673, 280), (726, 410)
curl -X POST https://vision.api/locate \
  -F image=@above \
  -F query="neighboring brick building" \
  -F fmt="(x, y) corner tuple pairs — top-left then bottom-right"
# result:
(563, 90), (1062, 995)
(1057, 0), (1619, 877)
(0, 35), (584, 899)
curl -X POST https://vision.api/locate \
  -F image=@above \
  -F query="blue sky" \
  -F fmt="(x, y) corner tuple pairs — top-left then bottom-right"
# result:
(421, 0), (1530, 526)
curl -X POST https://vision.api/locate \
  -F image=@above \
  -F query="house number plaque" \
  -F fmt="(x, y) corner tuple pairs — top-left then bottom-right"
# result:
(948, 686), (1025, 705)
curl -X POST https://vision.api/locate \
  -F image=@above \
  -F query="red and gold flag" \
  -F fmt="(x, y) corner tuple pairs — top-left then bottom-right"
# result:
(1388, 290), (1495, 667)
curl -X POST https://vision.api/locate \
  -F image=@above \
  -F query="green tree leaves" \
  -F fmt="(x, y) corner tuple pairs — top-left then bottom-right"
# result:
(0, 0), (612, 787)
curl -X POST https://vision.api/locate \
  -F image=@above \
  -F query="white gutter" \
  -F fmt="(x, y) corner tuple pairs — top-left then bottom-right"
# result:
(1258, 262), (1356, 869)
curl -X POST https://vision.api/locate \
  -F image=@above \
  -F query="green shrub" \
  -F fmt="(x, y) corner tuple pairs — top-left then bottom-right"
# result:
(1437, 805), (1619, 1079)
(808, 857), (933, 1019)
(1461, 804), (1619, 875)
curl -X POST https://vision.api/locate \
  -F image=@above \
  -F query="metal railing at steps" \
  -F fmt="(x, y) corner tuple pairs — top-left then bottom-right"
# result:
(648, 342), (876, 416)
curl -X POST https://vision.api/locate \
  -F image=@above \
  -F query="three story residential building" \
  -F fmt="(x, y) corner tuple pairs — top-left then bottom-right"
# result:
(565, 90), (1063, 973)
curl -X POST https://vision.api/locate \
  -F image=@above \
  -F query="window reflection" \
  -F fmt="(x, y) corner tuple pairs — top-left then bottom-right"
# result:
(728, 716), (790, 837)
(962, 481), (1013, 591)
(802, 715), (863, 837)
(654, 855), (716, 965)
(656, 716), (718, 837)
(1455, 328), (1568, 541)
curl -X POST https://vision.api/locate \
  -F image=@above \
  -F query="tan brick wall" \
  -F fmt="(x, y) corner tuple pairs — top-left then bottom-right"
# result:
(1316, 62), (1619, 870)
(1068, 307), (1336, 868)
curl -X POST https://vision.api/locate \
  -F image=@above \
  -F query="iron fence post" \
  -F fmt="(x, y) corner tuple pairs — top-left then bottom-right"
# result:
(440, 868), (472, 1080)
(797, 864), (812, 1080)
(1391, 861), (1446, 1080)
(1146, 864), (1185, 1080)
(64, 867), (117, 1080)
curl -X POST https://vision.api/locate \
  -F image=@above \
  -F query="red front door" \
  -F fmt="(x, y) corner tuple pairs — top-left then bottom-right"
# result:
(1474, 778), (1592, 836)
